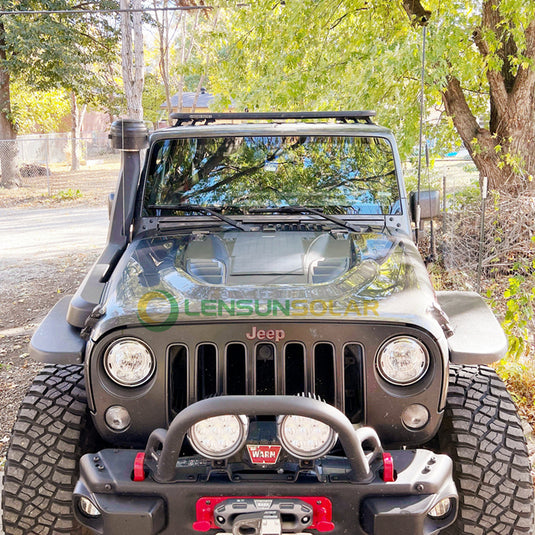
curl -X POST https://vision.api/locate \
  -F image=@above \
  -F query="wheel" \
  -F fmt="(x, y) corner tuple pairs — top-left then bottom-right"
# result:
(1, 364), (97, 535)
(438, 364), (534, 535)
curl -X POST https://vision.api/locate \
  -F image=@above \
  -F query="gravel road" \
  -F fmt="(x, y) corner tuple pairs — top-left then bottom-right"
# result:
(0, 206), (108, 268)
(0, 204), (109, 535)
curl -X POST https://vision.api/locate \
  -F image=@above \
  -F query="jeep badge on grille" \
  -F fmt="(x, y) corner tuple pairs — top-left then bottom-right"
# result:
(245, 327), (286, 342)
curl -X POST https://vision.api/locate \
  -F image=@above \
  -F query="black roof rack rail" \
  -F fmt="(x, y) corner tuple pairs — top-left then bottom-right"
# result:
(170, 111), (376, 127)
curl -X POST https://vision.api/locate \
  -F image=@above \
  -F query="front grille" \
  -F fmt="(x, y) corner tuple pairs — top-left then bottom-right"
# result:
(168, 330), (364, 424)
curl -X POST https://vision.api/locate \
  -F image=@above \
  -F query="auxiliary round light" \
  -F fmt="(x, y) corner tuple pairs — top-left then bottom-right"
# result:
(104, 338), (155, 387)
(401, 404), (429, 430)
(78, 496), (101, 518)
(105, 405), (132, 431)
(188, 415), (249, 460)
(277, 415), (337, 460)
(376, 337), (429, 386)
(428, 497), (454, 519)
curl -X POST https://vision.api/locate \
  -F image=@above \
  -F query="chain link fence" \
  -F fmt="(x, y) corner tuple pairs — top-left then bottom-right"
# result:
(0, 133), (121, 197)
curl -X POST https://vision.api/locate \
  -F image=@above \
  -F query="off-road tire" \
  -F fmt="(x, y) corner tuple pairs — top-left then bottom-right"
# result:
(439, 364), (534, 535)
(1, 364), (95, 535)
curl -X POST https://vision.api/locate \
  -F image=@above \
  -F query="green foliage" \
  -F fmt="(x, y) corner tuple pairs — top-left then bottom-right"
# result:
(501, 255), (535, 360)
(447, 181), (481, 211)
(11, 81), (70, 133)
(1, 0), (120, 108)
(491, 243), (535, 424)
(203, 1), (533, 162)
(53, 188), (82, 200)
(142, 73), (166, 126)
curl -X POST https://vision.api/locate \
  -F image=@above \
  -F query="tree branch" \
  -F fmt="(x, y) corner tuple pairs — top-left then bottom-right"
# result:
(442, 76), (491, 152)
(472, 26), (510, 122)
(401, 0), (431, 26)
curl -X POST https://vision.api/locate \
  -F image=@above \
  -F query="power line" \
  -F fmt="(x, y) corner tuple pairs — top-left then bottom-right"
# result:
(0, 6), (219, 16)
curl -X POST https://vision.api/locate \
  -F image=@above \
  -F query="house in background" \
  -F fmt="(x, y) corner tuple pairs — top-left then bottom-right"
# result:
(159, 89), (236, 126)
(161, 88), (214, 115)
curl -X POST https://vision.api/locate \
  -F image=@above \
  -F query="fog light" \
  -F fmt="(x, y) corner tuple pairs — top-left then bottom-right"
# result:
(79, 496), (101, 518)
(105, 405), (131, 431)
(278, 415), (337, 460)
(188, 415), (249, 459)
(428, 497), (453, 519)
(401, 404), (429, 430)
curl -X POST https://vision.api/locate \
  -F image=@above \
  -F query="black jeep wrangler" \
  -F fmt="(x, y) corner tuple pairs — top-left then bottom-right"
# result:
(2, 112), (533, 535)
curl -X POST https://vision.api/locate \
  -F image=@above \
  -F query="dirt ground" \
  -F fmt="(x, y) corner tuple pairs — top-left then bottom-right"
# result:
(0, 253), (100, 461)
(0, 161), (117, 464)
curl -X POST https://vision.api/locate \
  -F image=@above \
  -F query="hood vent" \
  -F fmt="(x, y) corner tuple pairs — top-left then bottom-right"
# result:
(311, 258), (348, 284)
(187, 259), (225, 285)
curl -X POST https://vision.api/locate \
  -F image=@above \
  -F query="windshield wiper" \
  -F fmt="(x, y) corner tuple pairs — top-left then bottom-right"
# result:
(148, 204), (249, 232)
(248, 206), (363, 233)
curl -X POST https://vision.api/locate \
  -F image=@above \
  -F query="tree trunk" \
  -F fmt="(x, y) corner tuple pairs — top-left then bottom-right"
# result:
(71, 92), (79, 171)
(0, 17), (20, 189)
(70, 93), (87, 172)
(154, 0), (172, 122)
(120, 0), (144, 120)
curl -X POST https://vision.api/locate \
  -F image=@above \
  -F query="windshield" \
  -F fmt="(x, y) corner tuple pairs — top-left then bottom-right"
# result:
(143, 136), (400, 216)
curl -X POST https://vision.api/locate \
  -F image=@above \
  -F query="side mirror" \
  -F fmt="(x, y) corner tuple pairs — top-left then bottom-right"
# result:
(409, 190), (440, 222)
(108, 192), (115, 219)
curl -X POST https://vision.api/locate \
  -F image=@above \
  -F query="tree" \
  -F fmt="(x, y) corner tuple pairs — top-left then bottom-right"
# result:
(10, 82), (70, 134)
(404, 0), (535, 194)
(144, 2), (214, 124)
(206, 1), (535, 194)
(0, 14), (19, 187)
(121, 0), (145, 119)
(0, 0), (120, 186)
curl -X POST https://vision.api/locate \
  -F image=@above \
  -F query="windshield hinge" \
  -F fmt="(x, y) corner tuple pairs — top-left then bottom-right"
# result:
(192, 230), (210, 241)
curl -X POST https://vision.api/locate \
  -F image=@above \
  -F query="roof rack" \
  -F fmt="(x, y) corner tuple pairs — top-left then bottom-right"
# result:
(170, 111), (376, 127)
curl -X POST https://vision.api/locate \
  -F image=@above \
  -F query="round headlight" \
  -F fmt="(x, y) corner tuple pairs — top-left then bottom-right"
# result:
(376, 337), (429, 385)
(278, 415), (337, 460)
(188, 415), (249, 460)
(104, 338), (155, 387)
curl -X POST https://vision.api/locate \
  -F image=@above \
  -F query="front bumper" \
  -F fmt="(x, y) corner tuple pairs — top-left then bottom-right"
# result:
(74, 396), (457, 535)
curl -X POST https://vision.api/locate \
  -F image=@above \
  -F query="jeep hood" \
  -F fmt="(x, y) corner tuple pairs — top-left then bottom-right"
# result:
(92, 230), (448, 340)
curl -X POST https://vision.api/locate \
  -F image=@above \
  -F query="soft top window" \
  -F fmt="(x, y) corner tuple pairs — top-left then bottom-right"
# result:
(144, 136), (400, 216)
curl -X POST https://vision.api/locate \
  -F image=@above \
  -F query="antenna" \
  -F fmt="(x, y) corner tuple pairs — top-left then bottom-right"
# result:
(415, 25), (427, 245)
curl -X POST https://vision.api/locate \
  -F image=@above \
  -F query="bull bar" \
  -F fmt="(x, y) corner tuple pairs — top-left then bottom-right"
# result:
(74, 396), (458, 535)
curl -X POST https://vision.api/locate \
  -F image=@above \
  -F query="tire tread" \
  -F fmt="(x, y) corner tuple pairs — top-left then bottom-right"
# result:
(1, 364), (89, 535)
(440, 365), (534, 535)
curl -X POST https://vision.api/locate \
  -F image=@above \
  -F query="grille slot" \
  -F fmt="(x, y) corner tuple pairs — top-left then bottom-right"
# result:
(314, 343), (336, 405)
(284, 343), (306, 395)
(226, 343), (247, 395)
(197, 344), (218, 399)
(256, 343), (276, 395)
(169, 345), (188, 417)
(344, 344), (364, 423)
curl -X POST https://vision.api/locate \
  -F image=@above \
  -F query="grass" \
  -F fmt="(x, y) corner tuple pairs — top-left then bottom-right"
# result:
(0, 155), (120, 208)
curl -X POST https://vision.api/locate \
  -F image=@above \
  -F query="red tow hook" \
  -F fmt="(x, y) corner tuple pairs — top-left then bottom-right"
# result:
(133, 452), (146, 481)
(382, 452), (395, 482)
